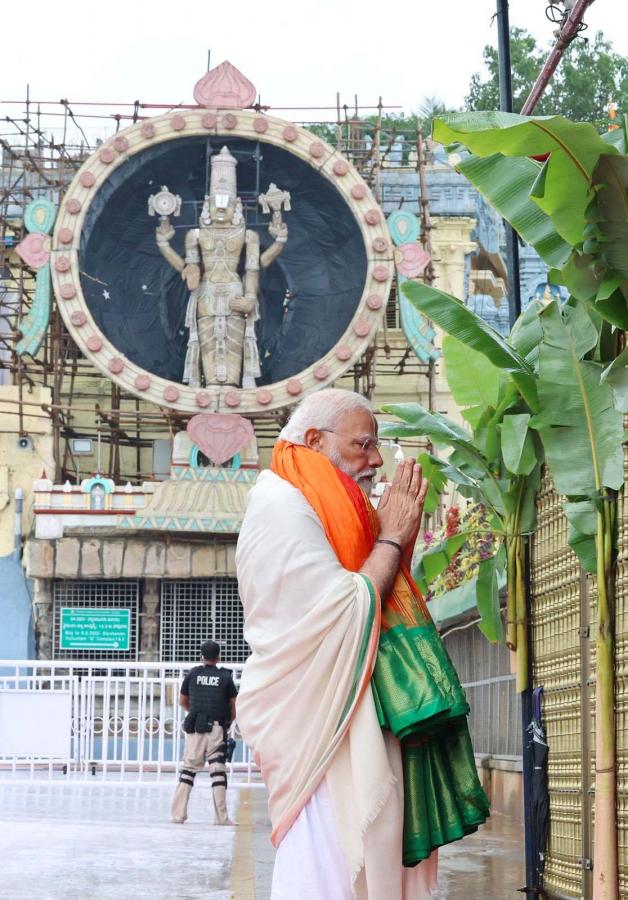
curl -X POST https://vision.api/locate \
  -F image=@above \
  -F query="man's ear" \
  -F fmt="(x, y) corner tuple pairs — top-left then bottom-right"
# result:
(303, 427), (322, 452)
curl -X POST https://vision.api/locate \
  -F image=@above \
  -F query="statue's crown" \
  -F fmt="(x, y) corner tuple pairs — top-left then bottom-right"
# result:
(209, 146), (238, 200)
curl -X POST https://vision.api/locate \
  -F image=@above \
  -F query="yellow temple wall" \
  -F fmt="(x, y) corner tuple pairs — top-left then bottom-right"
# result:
(0, 385), (54, 557)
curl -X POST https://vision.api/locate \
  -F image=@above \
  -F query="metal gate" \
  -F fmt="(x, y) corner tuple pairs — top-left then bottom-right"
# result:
(160, 578), (249, 663)
(0, 660), (258, 783)
(52, 580), (140, 662)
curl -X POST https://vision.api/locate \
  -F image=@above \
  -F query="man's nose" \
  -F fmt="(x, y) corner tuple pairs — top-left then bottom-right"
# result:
(369, 445), (384, 468)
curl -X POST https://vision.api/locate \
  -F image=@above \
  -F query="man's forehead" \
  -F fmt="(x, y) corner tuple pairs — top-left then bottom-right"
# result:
(337, 407), (377, 434)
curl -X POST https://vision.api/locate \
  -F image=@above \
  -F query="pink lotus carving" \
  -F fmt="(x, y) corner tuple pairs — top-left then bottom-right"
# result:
(15, 233), (49, 269)
(187, 413), (254, 466)
(395, 243), (431, 278)
(193, 61), (256, 109)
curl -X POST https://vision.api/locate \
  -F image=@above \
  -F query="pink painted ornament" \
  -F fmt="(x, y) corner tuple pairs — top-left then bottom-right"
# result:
(108, 357), (125, 374)
(372, 237), (388, 253)
(366, 294), (383, 310)
(256, 388), (273, 406)
(60, 284), (76, 300)
(336, 345), (352, 362)
(54, 256), (71, 273)
(113, 136), (129, 153)
(86, 335), (103, 352)
(332, 159), (349, 176)
(222, 113), (238, 130)
(135, 374), (151, 391)
(163, 385), (180, 403)
(70, 311), (87, 327)
(170, 115), (186, 132)
(80, 172), (96, 188)
(313, 364), (330, 381)
(193, 61), (257, 109)
(253, 117), (268, 133)
(353, 318), (371, 337)
(283, 126), (298, 142)
(99, 147), (115, 164)
(287, 379), (303, 396)
(365, 209), (381, 225)
(224, 390), (241, 408)
(309, 141), (325, 160)
(187, 413), (254, 466)
(202, 113), (217, 129)
(15, 233), (49, 269)
(58, 227), (74, 245)
(66, 198), (82, 214)
(395, 243), (431, 278)
(195, 391), (212, 408)
(351, 184), (367, 200)
(372, 265), (390, 283)
(141, 122), (156, 139)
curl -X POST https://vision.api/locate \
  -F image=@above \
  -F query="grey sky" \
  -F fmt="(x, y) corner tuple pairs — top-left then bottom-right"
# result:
(1, 0), (626, 142)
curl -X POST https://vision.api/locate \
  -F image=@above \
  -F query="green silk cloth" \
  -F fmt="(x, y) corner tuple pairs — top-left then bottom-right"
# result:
(372, 620), (489, 866)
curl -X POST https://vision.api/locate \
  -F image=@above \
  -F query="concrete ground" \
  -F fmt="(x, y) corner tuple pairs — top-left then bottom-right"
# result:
(0, 777), (524, 899)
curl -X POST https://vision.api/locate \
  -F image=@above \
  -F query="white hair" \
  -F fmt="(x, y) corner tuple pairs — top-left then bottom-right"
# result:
(279, 388), (373, 445)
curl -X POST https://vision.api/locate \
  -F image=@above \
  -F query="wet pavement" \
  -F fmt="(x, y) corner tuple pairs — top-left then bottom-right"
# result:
(0, 777), (523, 899)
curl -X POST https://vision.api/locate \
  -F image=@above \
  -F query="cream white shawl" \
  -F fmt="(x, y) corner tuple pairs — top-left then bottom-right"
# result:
(236, 471), (436, 898)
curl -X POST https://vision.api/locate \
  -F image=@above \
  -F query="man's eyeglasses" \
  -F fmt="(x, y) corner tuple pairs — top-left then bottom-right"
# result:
(318, 429), (381, 453)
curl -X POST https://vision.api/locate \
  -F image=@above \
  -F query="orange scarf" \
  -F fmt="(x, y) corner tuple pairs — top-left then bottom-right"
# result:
(271, 440), (428, 628)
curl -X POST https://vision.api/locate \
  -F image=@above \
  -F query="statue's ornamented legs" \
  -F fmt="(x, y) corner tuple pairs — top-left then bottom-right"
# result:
(198, 313), (246, 387)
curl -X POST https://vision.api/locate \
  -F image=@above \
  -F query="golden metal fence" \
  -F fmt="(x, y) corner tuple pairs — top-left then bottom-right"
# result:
(530, 441), (628, 899)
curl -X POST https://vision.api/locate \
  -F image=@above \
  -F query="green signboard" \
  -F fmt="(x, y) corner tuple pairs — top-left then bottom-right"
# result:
(59, 607), (131, 651)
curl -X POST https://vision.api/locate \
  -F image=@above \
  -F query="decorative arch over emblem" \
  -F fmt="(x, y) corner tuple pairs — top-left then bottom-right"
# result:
(50, 69), (394, 415)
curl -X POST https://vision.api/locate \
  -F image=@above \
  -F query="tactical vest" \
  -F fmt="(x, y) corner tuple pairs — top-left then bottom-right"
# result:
(183, 665), (234, 734)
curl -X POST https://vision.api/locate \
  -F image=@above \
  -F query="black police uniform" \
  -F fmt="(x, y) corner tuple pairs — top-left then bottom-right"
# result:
(171, 664), (238, 825)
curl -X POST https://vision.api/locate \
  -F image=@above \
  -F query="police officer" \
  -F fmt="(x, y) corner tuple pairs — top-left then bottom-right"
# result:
(171, 640), (237, 825)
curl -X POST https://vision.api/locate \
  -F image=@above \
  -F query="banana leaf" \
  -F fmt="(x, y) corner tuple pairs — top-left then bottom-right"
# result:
(509, 300), (544, 367)
(590, 155), (628, 280)
(442, 335), (501, 429)
(457, 153), (571, 268)
(416, 452), (449, 515)
(476, 553), (504, 643)
(564, 499), (598, 573)
(401, 281), (538, 411)
(601, 349), (628, 414)
(433, 112), (618, 247)
(531, 301), (625, 497)
(400, 282), (532, 375)
(501, 413), (537, 476)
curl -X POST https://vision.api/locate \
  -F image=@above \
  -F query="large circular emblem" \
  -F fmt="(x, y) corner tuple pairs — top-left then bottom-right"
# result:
(51, 110), (394, 413)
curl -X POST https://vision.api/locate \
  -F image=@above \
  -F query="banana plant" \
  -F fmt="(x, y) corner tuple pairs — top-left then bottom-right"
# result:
(400, 279), (625, 899)
(433, 111), (628, 331)
(380, 330), (542, 691)
(416, 108), (628, 900)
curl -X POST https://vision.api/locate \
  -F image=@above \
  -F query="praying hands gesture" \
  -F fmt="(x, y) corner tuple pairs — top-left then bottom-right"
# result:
(378, 458), (428, 555)
(361, 458), (428, 598)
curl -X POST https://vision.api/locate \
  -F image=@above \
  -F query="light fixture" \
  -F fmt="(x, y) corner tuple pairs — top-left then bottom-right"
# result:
(71, 438), (93, 456)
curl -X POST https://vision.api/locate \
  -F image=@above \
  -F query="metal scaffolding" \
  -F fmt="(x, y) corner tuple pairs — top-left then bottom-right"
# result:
(0, 89), (436, 483)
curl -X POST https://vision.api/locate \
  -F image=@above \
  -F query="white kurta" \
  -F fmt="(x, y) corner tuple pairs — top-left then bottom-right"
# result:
(271, 778), (353, 900)
(236, 470), (437, 899)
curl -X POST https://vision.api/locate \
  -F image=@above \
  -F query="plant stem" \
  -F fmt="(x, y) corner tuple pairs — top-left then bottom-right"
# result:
(592, 501), (617, 900)
(505, 534), (517, 651)
(514, 534), (528, 693)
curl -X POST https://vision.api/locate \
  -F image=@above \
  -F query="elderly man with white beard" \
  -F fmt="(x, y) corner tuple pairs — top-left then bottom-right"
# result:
(235, 388), (488, 900)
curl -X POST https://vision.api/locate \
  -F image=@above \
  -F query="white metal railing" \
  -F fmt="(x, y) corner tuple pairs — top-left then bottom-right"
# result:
(0, 659), (261, 784)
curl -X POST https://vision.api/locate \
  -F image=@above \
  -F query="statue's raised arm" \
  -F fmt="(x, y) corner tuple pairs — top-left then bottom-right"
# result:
(258, 184), (290, 269)
(149, 187), (185, 273)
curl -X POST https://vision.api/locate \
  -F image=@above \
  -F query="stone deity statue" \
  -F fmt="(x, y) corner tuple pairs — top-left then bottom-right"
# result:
(149, 146), (289, 388)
